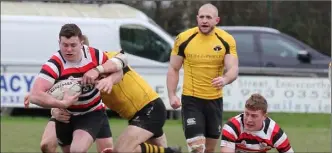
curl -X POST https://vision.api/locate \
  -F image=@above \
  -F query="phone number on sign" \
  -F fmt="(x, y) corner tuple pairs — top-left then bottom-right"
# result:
(223, 88), (330, 99)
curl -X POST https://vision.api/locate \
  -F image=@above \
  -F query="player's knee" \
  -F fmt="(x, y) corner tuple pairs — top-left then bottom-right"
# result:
(186, 136), (206, 153)
(204, 146), (215, 153)
(113, 145), (130, 153)
(70, 145), (88, 153)
(40, 142), (57, 153)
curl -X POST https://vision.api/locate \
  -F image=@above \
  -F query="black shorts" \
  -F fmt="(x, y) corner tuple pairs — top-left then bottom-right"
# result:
(181, 95), (223, 139)
(55, 109), (112, 146)
(128, 98), (167, 138)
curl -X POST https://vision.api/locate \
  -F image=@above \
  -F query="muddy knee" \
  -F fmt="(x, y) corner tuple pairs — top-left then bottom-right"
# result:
(204, 147), (215, 153)
(40, 142), (57, 153)
(113, 146), (128, 153)
(186, 136), (206, 153)
(70, 147), (87, 153)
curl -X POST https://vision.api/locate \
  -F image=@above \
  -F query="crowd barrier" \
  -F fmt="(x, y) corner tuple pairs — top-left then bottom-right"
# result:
(1, 63), (330, 114)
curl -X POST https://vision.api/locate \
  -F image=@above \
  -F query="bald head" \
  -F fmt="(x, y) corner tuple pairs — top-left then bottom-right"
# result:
(198, 3), (218, 17)
(196, 3), (220, 35)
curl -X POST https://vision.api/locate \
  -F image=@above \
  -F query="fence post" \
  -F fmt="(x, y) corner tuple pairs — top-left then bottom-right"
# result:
(267, 0), (273, 27)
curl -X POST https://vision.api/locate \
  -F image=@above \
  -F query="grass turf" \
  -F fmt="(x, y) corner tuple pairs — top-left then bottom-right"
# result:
(1, 112), (330, 152)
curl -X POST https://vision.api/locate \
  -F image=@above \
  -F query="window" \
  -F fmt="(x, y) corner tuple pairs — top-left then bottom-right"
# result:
(260, 33), (304, 58)
(231, 33), (255, 53)
(119, 24), (172, 62)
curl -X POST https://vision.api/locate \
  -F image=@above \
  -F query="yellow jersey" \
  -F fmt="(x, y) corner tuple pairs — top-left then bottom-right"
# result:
(171, 27), (238, 99)
(100, 51), (160, 119)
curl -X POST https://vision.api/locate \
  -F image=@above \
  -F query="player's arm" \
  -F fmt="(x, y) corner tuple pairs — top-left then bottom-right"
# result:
(220, 120), (239, 153)
(167, 56), (183, 97)
(222, 35), (239, 85)
(101, 69), (124, 85)
(272, 126), (294, 153)
(220, 133), (236, 153)
(167, 35), (184, 98)
(95, 68), (124, 93)
(83, 50), (127, 85)
(29, 60), (74, 108)
(96, 50), (128, 74)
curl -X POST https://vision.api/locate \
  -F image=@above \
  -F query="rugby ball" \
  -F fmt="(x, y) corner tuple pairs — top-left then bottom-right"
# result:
(47, 79), (82, 100)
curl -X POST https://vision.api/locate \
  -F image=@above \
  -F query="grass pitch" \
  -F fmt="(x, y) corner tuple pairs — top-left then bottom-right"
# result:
(1, 112), (330, 152)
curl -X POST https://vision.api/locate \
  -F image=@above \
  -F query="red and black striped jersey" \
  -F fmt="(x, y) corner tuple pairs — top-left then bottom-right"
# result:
(221, 113), (294, 153)
(38, 45), (108, 115)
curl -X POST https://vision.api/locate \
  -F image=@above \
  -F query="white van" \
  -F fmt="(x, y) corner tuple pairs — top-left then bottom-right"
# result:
(1, 1), (174, 71)
(1, 1), (182, 110)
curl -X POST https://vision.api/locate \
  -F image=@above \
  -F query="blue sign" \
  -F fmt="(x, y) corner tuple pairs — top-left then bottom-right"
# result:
(1, 73), (35, 93)
(1, 73), (37, 107)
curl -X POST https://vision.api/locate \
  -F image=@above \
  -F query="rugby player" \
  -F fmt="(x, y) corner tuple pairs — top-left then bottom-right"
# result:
(24, 34), (114, 153)
(25, 50), (181, 153)
(28, 24), (127, 153)
(220, 94), (294, 153)
(96, 51), (181, 153)
(166, 3), (238, 153)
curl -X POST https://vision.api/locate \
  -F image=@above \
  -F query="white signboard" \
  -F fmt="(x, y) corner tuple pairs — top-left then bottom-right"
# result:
(141, 74), (331, 113)
(1, 73), (330, 113)
(1, 72), (39, 108)
(222, 76), (330, 113)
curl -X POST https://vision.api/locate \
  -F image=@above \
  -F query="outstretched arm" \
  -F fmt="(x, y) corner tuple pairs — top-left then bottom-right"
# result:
(83, 51), (128, 85)
(95, 69), (124, 94)
(97, 52), (128, 74)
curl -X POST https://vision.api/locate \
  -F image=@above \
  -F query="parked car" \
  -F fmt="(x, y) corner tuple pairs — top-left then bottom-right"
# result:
(219, 26), (330, 69)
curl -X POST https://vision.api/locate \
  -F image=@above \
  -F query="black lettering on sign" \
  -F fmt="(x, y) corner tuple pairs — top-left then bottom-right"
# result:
(284, 90), (294, 98)
(297, 90), (306, 99)
(241, 89), (250, 97)
(322, 90), (330, 99)
(266, 89), (274, 98)
(310, 91), (318, 99)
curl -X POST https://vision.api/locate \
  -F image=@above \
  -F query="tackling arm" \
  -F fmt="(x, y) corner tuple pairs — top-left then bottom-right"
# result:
(102, 69), (124, 85)
(96, 52), (128, 74)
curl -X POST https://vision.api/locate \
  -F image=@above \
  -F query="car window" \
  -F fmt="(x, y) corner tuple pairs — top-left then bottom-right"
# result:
(231, 33), (255, 53)
(119, 24), (171, 62)
(260, 33), (303, 58)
